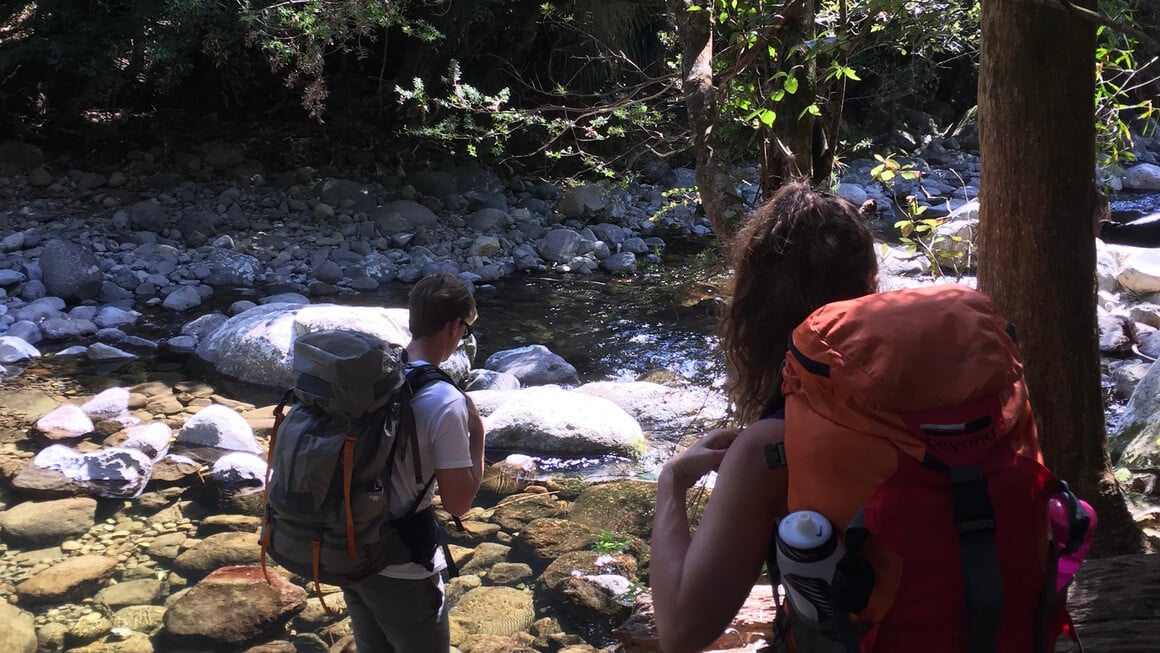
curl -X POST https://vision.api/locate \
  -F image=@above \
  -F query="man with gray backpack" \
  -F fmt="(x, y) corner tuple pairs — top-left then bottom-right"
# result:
(260, 273), (485, 652)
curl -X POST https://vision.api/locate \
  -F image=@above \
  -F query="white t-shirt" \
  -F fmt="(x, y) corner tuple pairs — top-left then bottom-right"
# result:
(380, 361), (473, 579)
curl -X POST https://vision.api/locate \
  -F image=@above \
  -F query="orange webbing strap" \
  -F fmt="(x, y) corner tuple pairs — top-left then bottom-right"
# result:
(259, 527), (272, 584)
(311, 539), (332, 613)
(259, 393), (290, 585)
(342, 434), (358, 560)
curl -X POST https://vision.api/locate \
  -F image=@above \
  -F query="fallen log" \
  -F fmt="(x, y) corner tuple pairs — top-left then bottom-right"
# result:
(1058, 553), (1160, 653)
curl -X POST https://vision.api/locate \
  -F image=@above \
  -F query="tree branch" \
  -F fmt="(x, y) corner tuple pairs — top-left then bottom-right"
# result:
(1030, 0), (1160, 54)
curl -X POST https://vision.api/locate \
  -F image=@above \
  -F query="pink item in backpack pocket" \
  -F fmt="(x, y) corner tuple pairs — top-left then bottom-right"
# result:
(1048, 495), (1097, 592)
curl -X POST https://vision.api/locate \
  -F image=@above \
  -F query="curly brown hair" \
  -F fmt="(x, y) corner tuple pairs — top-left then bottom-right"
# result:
(720, 180), (878, 424)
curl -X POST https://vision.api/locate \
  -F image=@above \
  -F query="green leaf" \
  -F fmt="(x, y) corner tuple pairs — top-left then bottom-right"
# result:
(783, 76), (799, 94)
(759, 109), (776, 128)
(772, 90), (785, 102)
(843, 67), (862, 81)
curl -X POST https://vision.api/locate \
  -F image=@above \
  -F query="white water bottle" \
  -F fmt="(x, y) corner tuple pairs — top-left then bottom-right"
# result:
(776, 510), (845, 623)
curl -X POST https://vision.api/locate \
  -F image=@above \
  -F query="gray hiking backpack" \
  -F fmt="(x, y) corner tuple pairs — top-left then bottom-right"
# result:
(259, 329), (455, 590)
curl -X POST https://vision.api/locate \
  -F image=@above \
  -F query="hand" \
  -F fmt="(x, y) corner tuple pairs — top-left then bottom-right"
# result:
(663, 428), (742, 489)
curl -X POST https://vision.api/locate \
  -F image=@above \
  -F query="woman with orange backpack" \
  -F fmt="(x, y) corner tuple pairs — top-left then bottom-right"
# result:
(650, 180), (881, 652)
(650, 181), (1093, 653)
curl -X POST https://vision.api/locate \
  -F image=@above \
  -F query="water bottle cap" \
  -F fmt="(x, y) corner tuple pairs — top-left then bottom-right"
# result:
(778, 510), (833, 549)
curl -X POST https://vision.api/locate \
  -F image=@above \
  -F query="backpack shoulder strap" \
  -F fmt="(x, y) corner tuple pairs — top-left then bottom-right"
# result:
(400, 363), (462, 485)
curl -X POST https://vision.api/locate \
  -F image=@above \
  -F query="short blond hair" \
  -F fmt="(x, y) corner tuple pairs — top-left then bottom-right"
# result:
(408, 273), (476, 338)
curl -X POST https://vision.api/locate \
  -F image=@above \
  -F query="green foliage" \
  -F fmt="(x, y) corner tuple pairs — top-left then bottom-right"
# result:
(1093, 2), (1158, 182)
(873, 153), (973, 278)
(592, 530), (633, 554)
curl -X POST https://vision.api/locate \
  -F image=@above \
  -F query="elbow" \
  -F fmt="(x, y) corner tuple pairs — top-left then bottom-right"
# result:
(658, 628), (716, 653)
(655, 608), (721, 653)
(441, 498), (471, 517)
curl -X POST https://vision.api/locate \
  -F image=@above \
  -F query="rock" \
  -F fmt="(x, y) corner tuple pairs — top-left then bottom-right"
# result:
(465, 369), (521, 392)
(573, 381), (728, 430)
(0, 388), (57, 422)
(600, 252), (636, 274)
(113, 605), (167, 635)
(162, 565), (306, 647)
(0, 496), (97, 546)
(485, 344), (579, 386)
(1117, 360), (1160, 468)
(1118, 249), (1160, 294)
(0, 268), (26, 286)
(570, 480), (660, 539)
(163, 286), (203, 311)
(31, 445), (153, 498)
(538, 229), (587, 263)
(479, 454), (539, 495)
(15, 554), (117, 605)
(372, 200), (438, 233)
(485, 562), (533, 586)
(1099, 312), (1136, 356)
(484, 386), (645, 458)
(68, 611), (113, 644)
(129, 201), (169, 232)
(312, 260), (343, 284)
(0, 601), (37, 653)
(0, 335), (40, 364)
(448, 586), (536, 637)
(41, 239), (104, 301)
(35, 403), (95, 439)
(95, 578), (166, 609)
(1123, 163), (1160, 191)
(201, 249), (262, 287)
(410, 170), (459, 197)
(557, 185), (608, 218)
(88, 343), (139, 361)
(94, 306), (139, 328)
(513, 518), (599, 563)
(118, 422), (173, 461)
(82, 387), (131, 420)
(318, 179), (377, 213)
(196, 303), (418, 388)
(176, 404), (262, 455)
(467, 209), (508, 232)
(490, 493), (566, 531)
(172, 532), (263, 579)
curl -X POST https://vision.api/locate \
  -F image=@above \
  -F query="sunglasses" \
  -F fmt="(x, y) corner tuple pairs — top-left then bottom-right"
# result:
(460, 319), (474, 340)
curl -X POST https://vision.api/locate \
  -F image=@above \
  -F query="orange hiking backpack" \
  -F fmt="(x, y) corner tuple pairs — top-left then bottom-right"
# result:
(768, 285), (1090, 653)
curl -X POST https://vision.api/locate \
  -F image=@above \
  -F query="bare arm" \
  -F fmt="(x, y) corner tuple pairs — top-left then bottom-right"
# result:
(650, 419), (788, 653)
(436, 394), (486, 516)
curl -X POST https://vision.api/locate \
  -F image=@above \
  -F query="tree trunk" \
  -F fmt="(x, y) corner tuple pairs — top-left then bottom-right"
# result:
(667, 0), (750, 246)
(761, 0), (817, 195)
(976, 0), (1145, 556)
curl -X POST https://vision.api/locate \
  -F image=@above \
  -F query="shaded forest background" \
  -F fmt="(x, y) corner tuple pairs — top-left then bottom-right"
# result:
(1, 0), (1154, 180)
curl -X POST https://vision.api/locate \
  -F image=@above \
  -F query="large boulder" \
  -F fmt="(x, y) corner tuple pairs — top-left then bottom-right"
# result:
(0, 496), (97, 547)
(573, 381), (728, 432)
(40, 240), (103, 301)
(1123, 163), (1160, 191)
(30, 445), (153, 498)
(483, 386), (645, 458)
(15, 555), (117, 605)
(0, 602), (37, 653)
(1117, 249), (1160, 294)
(197, 303), (472, 389)
(1115, 359), (1160, 467)
(485, 344), (579, 387)
(162, 565), (306, 647)
(195, 303), (408, 388)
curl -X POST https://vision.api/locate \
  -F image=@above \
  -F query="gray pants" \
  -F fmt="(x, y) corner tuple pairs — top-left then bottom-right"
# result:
(343, 573), (449, 653)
